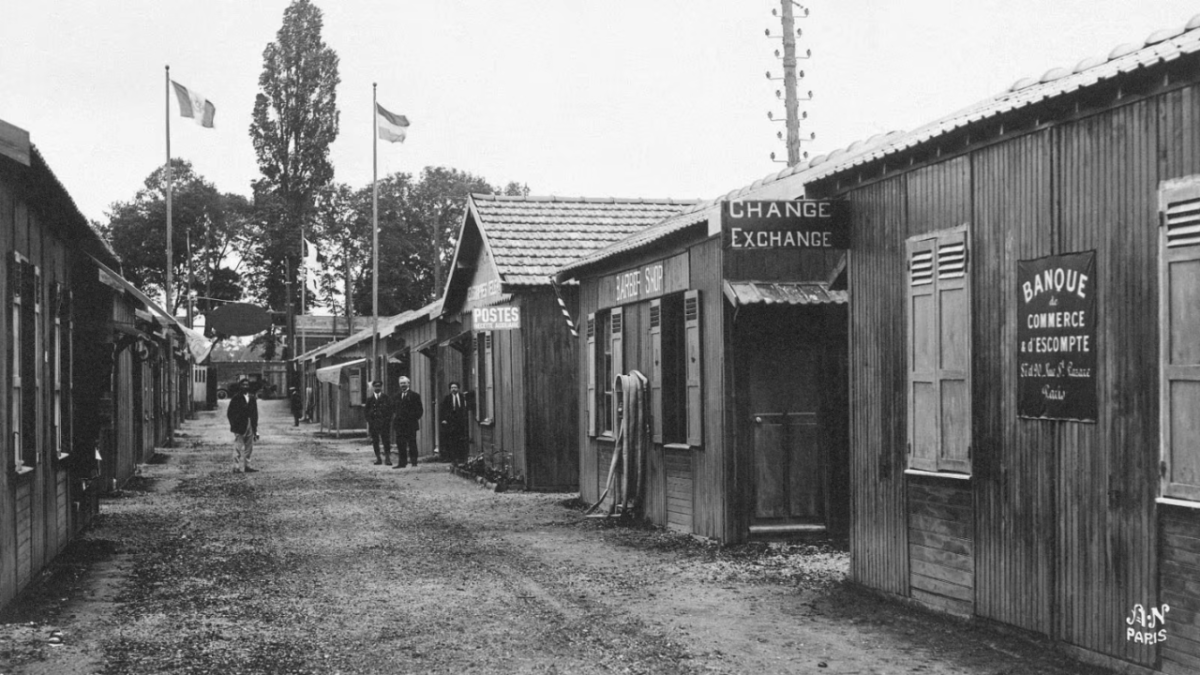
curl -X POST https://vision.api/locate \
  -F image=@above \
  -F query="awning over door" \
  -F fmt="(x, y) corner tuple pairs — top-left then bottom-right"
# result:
(722, 280), (848, 307)
(316, 358), (367, 384)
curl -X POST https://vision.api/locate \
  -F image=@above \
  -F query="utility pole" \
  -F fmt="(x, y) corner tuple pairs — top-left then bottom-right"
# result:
(767, 2), (812, 166)
(779, 0), (801, 166)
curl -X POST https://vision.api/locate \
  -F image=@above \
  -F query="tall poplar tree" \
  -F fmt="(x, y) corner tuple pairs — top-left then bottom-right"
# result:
(248, 0), (340, 359)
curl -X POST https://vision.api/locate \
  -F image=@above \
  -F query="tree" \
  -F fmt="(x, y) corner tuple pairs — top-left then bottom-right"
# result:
(311, 182), (370, 319)
(248, 0), (340, 356)
(102, 159), (246, 316)
(406, 167), (495, 302)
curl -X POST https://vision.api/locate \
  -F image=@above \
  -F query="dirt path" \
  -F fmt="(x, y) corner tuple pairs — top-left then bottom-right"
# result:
(0, 402), (1110, 674)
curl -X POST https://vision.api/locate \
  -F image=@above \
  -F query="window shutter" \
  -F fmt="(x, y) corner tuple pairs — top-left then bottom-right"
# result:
(9, 254), (21, 469)
(473, 333), (483, 422)
(586, 314), (596, 437)
(610, 307), (624, 433)
(935, 231), (970, 473)
(649, 300), (663, 444)
(484, 331), (495, 422)
(1160, 177), (1200, 501)
(684, 290), (702, 446)
(907, 238), (939, 471)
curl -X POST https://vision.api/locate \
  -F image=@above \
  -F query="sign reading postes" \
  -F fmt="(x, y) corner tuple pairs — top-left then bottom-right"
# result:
(1017, 251), (1097, 422)
(473, 305), (520, 330)
(721, 200), (849, 250)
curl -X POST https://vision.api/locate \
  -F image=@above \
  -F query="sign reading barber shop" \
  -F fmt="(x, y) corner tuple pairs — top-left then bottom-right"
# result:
(1017, 251), (1097, 422)
(721, 200), (849, 250)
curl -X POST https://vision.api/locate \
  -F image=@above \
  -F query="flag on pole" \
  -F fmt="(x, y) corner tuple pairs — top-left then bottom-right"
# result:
(376, 103), (409, 143)
(303, 238), (323, 293)
(170, 80), (216, 128)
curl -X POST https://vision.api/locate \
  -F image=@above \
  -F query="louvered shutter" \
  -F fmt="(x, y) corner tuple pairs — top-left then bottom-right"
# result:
(685, 290), (702, 446)
(907, 238), (940, 471)
(484, 331), (495, 423)
(610, 307), (624, 433)
(474, 333), (483, 422)
(586, 314), (596, 437)
(935, 231), (970, 473)
(9, 254), (21, 469)
(1160, 177), (1200, 501)
(907, 228), (971, 473)
(649, 300), (663, 443)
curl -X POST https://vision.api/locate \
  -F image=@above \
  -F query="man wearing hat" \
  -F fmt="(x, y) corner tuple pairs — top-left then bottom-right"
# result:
(364, 379), (393, 465)
(289, 386), (303, 427)
(227, 378), (259, 473)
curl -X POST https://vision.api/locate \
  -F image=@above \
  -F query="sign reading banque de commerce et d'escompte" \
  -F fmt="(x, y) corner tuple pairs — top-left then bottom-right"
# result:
(721, 200), (850, 250)
(1017, 251), (1097, 422)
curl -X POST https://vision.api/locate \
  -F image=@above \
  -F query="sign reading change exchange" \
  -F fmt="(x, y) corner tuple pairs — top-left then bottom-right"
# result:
(1017, 251), (1097, 422)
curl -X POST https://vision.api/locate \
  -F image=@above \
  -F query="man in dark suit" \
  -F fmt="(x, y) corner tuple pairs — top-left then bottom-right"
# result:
(227, 378), (259, 473)
(439, 381), (469, 465)
(392, 376), (424, 468)
(363, 380), (393, 465)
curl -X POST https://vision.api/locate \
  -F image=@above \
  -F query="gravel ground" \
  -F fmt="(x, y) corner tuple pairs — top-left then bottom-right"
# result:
(0, 401), (1113, 674)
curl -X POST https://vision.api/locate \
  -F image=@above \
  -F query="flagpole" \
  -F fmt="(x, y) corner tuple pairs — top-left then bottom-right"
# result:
(371, 83), (380, 384)
(165, 65), (173, 318)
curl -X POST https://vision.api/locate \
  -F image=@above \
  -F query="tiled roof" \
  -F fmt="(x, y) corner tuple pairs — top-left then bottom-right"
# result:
(559, 13), (1200, 280)
(470, 195), (696, 286)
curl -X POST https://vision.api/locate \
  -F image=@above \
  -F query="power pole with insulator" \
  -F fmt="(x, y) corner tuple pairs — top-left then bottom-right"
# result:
(767, 1), (813, 166)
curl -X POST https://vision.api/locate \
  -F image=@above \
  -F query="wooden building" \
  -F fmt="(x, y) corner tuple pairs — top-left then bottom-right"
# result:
(557, 198), (851, 542)
(440, 195), (693, 490)
(0, 119), (129, 607)
(680, 16), (1200, 674)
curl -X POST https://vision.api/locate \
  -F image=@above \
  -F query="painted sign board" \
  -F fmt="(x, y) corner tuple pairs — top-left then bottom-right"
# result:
(206, 302), (272, 337)
(1017, 251), (1097, 422)
(473, 305), (521, 330)
(721, 200), (850, 250)
(600, 252), (690, 310)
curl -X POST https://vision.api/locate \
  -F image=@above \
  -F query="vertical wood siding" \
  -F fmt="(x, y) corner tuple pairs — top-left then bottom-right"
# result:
(689, 238), (726, 540)
(1160, 506), (1200, 673)
(972, 132), (1055, 634)
(907, 477), (973, 615)
(1056, 101), (1158, 666)
(521, 290), (579, 490)
(846, 178), (910, 595)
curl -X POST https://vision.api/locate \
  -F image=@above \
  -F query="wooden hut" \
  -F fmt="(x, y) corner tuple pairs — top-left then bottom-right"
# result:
(440, 195), (694, 491)
(700, 15), (1200, 674)
(0, 119), (125, 606)
(557, 198), (851, 542)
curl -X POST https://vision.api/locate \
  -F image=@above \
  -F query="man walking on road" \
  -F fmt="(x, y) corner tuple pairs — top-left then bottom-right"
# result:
(393, 376), (423, 468)
(364, 380), (393, 465)
(227, 378), (259, 473)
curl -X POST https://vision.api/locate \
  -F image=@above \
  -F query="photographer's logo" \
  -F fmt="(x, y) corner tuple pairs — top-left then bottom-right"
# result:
(1127, 603), (1169, 644)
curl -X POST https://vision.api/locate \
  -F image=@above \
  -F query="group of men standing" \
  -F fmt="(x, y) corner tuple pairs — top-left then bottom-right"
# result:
(227, 375), (470, 472)
(364, 376), (425, 468)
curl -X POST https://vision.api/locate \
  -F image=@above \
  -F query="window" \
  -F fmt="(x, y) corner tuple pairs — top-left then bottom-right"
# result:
(9, 254), (38, 472)
(474, 331), (493, 422)
(586, 309), (624, 437)
(51, 283), (63, 460)
(906, 227), (970, 474)
(9, 253), (23, 472)
(1160, 177), (1200, 501)
(650, 291), (701, 446)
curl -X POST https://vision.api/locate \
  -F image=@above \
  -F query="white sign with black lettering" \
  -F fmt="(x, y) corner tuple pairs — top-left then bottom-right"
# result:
(473, 305), (521, 330)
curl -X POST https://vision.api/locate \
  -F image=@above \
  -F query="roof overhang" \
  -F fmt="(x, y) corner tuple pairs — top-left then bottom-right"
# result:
(316, 358), (367, 384)
(723, 280), (847, 307)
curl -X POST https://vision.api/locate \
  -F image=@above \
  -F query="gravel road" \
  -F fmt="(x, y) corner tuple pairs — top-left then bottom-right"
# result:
(0, 400), (1110, 674)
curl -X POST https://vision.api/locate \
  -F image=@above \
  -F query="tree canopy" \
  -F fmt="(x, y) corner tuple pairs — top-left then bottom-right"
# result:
(101, 159), (248, 317)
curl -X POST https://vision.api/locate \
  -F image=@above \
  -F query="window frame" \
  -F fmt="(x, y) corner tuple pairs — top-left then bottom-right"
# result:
(905, 225), (971, 476)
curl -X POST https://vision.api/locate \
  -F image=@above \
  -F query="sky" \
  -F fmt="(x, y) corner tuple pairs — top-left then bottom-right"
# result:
(4, 1), (1200, 226)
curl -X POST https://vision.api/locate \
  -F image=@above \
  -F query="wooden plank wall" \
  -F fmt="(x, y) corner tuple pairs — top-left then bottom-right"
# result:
(971, 131), (1055, 634)
(400, 321), (438, 457)
(491, 320), (526, 478)
(1056, 100), (1158, 667)
(842, 177), (910, 595)
(665, 447), (692, 532)
(907, 477), (973, 616)
(1160, 506), (1200, 674)
(521, 290), (579, 490)
(689, 238), (727, 541)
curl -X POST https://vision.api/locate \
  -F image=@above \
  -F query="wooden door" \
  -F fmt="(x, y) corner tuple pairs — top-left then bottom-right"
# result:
(745, 314), (825, 524)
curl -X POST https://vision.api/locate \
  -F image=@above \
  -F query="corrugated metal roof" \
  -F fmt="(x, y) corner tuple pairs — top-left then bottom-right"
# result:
(298, 299), (442, 363)
(470, 195), (696, 285)
(723, 281), (847, 307)
(559, 13), (1200, 280)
